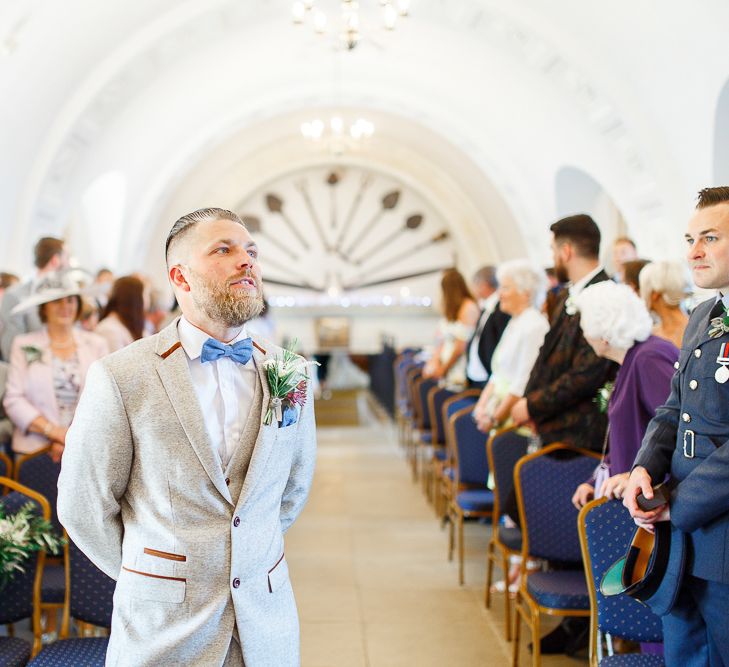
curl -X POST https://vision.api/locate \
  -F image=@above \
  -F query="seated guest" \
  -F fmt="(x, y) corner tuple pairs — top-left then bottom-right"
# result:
(423, 268), (480, 388)
(3, 272), (108, 460)
(638, 260), (690, 349)
(571, 281), (678, 509)
(621, 258), (651, 294)
(473, 260), (549, 433)
(94, 275), (146, 353)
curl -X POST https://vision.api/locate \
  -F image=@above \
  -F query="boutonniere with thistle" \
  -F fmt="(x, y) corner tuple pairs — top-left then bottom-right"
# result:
(0, 501), (64, 590)
(708, 304), (729, 339)
(21, 345), (43, 365)
(262, 341), (318, 427)
(594, 380), (615, 414)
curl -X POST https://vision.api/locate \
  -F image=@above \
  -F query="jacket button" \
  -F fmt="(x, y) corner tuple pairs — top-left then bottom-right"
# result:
(232, 578), (240, 589)
(689, 380), (698, 390)
(682, 413), (691, 423)
(694, 349), (702, 358)
(225, 478), (231, 486)
(233, 516), (241, 527)
(674, 361), (680, 370)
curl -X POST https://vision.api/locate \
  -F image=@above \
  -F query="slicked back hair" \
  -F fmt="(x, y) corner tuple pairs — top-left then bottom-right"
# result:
(165, 208), (246, 264)
(696, 187), (729, 209)
(472, 265), (498, 289)
(550, 214), (601, 259)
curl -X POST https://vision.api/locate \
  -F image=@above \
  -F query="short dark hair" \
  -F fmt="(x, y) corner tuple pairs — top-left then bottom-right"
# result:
(165, 208), (246, 264)
(38, 295), (82, 324)
(550, 214), (601, 259)
(33, 237), (64, 269)
(696, 187), (729, 209)
(472, 265), (498, 289)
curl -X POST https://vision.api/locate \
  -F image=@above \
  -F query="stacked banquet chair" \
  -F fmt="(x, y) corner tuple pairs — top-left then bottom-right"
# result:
(484, 426), (529, 641)
(422, 384), (453, 505)
(393, 351), (420, 449)
(578, 497), (664, 666)
(512, 443), (601, 667)
(0, 477), (51, 665)
(408, 372), (438, 482)
(28, 538), (115, 666)
(14, 449), (66, 640)
(403, 364), (426, 478)
(446, 401), (494, 585)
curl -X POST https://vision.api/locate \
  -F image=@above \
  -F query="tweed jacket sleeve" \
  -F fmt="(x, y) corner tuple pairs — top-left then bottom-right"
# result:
(57, 359), (133, 579)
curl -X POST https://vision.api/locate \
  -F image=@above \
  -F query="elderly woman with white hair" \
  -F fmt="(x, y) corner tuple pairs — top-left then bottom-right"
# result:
(571, 281), (678, 508)
(639, 260), (690, 349)
(473, 260), (549, 433)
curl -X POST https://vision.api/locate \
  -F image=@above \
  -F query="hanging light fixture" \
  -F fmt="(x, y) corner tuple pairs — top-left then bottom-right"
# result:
(301, 116), (375, 155)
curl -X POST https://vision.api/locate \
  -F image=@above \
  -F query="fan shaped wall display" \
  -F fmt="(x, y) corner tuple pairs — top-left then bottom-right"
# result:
(236, 164), (456, 301)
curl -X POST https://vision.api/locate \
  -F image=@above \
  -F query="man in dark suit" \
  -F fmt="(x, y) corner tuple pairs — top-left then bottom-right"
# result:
(465, 266), (510, 389)
(625, 187), (729, 665)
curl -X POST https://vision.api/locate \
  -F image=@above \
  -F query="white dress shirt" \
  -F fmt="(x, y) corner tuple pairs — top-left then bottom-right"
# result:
(466, 291), (499, 383)
(178, 317), (257, 468)
(568, 264), (605, 298)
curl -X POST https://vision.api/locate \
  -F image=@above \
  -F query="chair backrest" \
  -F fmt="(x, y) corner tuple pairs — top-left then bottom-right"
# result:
(415, 377), (438, 430)
(450, 406), (489, 487)
(394, 353), (418, 408)
(0, 450), (11, 478)
(515, 444), (600, 563)
(15, 448), (62, 532)
(0, 477), (50, 627)
(427, 386), (453, 446)
(442, 392), (479, 464)
(579, 498), (663, 643)
(405, 366), (424, 421)
(68, 540), (115, 628)
(487, 427), (529, 520)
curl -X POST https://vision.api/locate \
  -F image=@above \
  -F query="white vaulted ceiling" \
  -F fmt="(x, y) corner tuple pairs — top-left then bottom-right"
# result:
(1, 0), (728, 292)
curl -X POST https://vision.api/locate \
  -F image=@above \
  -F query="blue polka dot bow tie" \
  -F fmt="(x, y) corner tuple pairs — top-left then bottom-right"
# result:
(200, 337), (254, 365)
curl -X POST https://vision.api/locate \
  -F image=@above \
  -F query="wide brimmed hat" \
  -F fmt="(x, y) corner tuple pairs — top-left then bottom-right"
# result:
(10, 270), (107, 315)
(600, 521), (686, 616)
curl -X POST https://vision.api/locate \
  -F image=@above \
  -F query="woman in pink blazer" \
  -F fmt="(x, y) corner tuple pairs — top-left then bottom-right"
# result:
(3, 272), (108, 459)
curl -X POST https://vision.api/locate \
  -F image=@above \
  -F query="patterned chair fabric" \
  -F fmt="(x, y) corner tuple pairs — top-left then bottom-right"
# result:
(68, 540), (115, 628)
(0, 493), (40, 625)
(519, 452), (598, 563)
(490, 430), (529, 514)
(0, 452), (10, 478)
(428, 386), (454, 446)
(415, 377), (438, 431)
(444, 395), (477, 422)
(599, 655), (665, 666)
(0, 637), (32, 667)
(583, 499), (663, 643)
(452, 411), (489, 487)
(27, 637), (109, 666)
(526, 570), (590, 610)
(16, 454), (62, 532)
(41, 564), (66, 604)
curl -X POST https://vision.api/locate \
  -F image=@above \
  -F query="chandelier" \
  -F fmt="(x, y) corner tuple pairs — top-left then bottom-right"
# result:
(301, 116), (375, 155)
(291, 1), (410, 51)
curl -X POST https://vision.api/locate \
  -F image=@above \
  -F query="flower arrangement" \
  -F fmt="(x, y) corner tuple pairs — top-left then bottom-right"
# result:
(0, 501), (64, 590)
(262, 341), (318, 426)
(21, 345), (43, 365)
(594, 380), (615, 414)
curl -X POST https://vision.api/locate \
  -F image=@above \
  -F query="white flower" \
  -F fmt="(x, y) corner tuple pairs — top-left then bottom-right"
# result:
(565, 296), (577, 316)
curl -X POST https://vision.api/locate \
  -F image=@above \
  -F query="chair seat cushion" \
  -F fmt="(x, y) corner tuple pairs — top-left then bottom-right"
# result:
(433, 448), (447, 462)
(526, 569), (590, 610)
(419, 431), (432, 444)
(28, 637), (109, 666)
(497, 526), (522, 552)
(42, 563), (66, 604)
(600, 654), (665, 666)
(0, 637), (32, 667)
(456, 488), (494, 512)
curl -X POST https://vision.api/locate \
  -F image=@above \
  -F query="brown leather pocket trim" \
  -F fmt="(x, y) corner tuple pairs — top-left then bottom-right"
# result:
(122, 566), (186, 583)
(143, 547), (187, 562)
(268, 552), (285, 574)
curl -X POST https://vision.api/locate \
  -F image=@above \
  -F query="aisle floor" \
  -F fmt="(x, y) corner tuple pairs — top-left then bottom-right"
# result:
(286, 419), (581, 667)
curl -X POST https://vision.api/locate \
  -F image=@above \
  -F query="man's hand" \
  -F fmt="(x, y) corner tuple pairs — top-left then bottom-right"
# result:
(623, 466), (667, 525)
(572, 483), (594, 509)
(511, 398), (530, 425)
(600, 472), (629, 500)
(634, 506), (670, 534)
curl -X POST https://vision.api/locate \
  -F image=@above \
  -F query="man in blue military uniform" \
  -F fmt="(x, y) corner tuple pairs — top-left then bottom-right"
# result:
(625, 186), (729, 665)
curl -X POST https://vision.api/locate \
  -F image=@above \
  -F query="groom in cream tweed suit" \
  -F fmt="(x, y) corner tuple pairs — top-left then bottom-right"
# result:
(58, 208), (317, 666)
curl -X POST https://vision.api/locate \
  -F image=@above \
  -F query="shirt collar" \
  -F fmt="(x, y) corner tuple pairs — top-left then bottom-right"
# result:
(568, 264), (604, 298)
(178, 316), (249, 362)
(715, 293), (729, 310)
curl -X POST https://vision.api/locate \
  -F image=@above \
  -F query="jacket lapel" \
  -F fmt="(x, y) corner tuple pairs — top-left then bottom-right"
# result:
(154, 320), (233, 505)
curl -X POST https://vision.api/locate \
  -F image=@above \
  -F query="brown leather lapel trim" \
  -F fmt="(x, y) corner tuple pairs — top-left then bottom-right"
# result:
(253, 340), (266, 354)
(122, 566), (186, 582)
(161, 341), (182, 359)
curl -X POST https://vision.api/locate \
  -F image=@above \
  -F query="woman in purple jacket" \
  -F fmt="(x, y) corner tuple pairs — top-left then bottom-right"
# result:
(571, 281), (679, 508)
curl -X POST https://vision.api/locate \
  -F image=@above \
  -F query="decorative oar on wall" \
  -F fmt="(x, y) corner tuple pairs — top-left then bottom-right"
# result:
(351, 213), (423, 265)
(357, 230), (450, 278)
(265, 193), (310, 251)
(259, 253), (319, 291)
(295, 180), (329, 250)
(333, 173), (372, 254)
(326, 171), (340, 230)
(343, 266), (452, 291)
(241, 215), (299, 261)
(341, 189), (400, 259)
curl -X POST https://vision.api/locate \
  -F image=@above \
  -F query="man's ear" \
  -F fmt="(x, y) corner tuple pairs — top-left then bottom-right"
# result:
(169, 265), (191, 293)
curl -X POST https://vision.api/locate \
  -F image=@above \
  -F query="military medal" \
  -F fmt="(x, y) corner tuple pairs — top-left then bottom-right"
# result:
(715, 342), (729, 383)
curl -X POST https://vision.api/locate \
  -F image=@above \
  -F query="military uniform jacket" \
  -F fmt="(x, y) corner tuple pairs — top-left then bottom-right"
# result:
(523, 270), (617, 450)
(635, 297), (729, 584)
(57, 320), (317, 666)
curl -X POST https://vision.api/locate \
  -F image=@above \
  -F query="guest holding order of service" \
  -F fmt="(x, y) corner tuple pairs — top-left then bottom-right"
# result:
(571, 281), (678, 509)
(3, 271), (108, 461)
(473, 259), (549, 433)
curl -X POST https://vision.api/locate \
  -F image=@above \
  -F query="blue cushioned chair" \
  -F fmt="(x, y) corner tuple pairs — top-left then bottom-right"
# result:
(485, 426), (529, 641)
(0, 450), (12, 479)
(28, 540), (114, 666)
(446, 404), (494, 585)
(0, 477), (53, 660)
(512, 443), (601, 667)
(394, 352), (420, 448)
(424, 385), (456, 507)
(579, 497), (664, 666)
(404, 366), (425, 478)
(412, 375), (438, 482)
